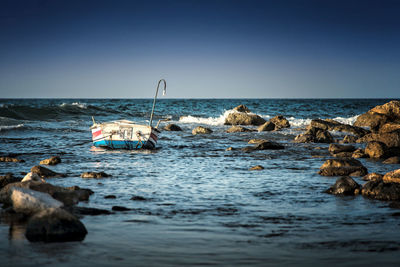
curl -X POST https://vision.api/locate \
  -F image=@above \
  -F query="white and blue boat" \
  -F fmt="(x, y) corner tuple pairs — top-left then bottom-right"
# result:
(90, 79), (166, 149)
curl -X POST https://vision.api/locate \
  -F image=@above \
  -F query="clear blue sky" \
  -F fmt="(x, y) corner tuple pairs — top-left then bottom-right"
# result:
(0, 0), (399, 98)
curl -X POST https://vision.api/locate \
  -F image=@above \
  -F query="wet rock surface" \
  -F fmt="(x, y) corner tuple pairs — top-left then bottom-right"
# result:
(249, 165), (264, 170)
(363, 173), (383, 181)
(192, 126), (213, 135)
(164, 124), (182, 131)
(361, 180), (400, 201)
(224, 112), (266, 126)
(0, 157), (24, 163)
(233, 104), (251, 113)
(81, 171), (111, 178)
(269, 115), (290, 130)
(39, 156), (61, 165)
(383, 156), (400, 164)
(257, 121), (275, 132)
(382, 169), (400, 183)
(318, 159), (368, 177)
(325, 176), (360, 195)
(0, 173), (21, 189)
(242, 141), (285, 152)
(365, 141), (388, 159)
(31, 165), (66, 178)
(226, 125), (253, 133)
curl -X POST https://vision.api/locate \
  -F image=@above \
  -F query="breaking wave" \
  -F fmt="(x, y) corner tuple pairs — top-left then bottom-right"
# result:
(0, 124), (25, 132)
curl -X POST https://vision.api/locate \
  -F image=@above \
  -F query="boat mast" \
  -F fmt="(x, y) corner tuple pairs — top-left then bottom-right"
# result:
(149, 79), (167, 127)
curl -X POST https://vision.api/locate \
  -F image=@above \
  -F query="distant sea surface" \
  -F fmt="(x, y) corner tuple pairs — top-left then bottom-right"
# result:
(1, 98), (400, 266)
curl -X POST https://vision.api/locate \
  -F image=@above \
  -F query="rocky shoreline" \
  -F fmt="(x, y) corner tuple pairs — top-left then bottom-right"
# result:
(1, 100), (400, 243)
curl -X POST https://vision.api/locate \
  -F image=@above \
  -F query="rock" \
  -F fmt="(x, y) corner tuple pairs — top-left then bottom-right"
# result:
(31, 165), (65, 178)
(233, 104), (251, 113)
(352, 149), (367, 159)
(361, 180), (400, 201)
(310, 119), (369, 137)
(294, 133), (315, 143)
(0, 156), (24, 163)
(192, 126), (213, 135)
(248, 139), (268, 144)
(270, 115), (290, 129)
(11, 187), (63, 215)
(294, 126), (334, 143)
(379, 123), (400, 133)
(357, 130), (400, 148)
(225, 147), (234, 151)
(325, 176), (360, 195)
(363, 173), (383, 181)
(66, 186), (94, 201)
(342, 135), (358, 144)
(370, 100), (400, 120)
(242, 141), (284, 152)
(226, 125), (252, 133)
(257, 121), (275, 132)
(130, 196), (147, 201)
(104, 195), (116, 199)
(81, 171), (111, 178)
(39, 156), (61, 165)
(21, 172), (45, 183)
(365, 141), (387, 158)
(25, 208), (87, 242)
(164, 124), (182, 131)
(224, 112), (266, 126)
(354, 112), (389, 131)
(0, 173), (21, 189)
(383, 156), (400, 164)
(329, 144), (356, 155)
(0, 181), (92, 206)
(112, 206), (131, 211)
(332, 152), (353, 158)
(318, 158), (368, 177)
(383, 169), (400, 183)
(315, 129), (334, 143)
(249, 165), (264, 170)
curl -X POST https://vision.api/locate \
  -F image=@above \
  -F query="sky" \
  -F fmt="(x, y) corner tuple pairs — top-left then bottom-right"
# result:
(0, 0), (399, 98)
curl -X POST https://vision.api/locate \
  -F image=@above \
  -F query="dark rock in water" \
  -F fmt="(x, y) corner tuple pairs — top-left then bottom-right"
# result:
(112, 206), (131, 211)
(224, 112), (266, 126)
(0, 181), (92, 206)
(354, 112), (389, 132)
(66, 186), (94, 201)
(226, 125), (252, 133)
(294, 133), (315, 143)
(164, 124), (182, 131)
(329, 144), (356, 155)
(315, 129), (334, 143)
(294, 126), (334, 143)
(383, 156), (400, 164)
(365, 141), (388, 159)
(257, 122), (275, 132)
(68, 206), (112, 216)
(383, 169), (400, 183)
(361, 180), (400, 201)
(0, 157), (24, 163)
(369, 100), (400, 121)
(249, 165), (264, 170)
(242, 141), (285, 152)
(233, 104), (251, 113)
(104, 195), (116, 199)
(310, 119), (369, 137)
(81, 171), (111, 178)
(352, 148), (367, 159)
(318, 158), (368, 177)
(40, 156), (61, 165)
(357, 130), (400, 148)
(342, 135), (358, 144)
(325, 176), (360, 195)
(332, 152), (354, 158)
(379, 123), (400, 133)
(363, 173), (383, 181)
(31, 165), (65, 178)
(25, 208), (87, 242)
(270, 115), (290, 129)
(130, 196), (147, 201)
(192, 126), (213, 135)
(225, 147), (234, 151)
(0, 173), (21, 189)
(248, 139), (268, 144)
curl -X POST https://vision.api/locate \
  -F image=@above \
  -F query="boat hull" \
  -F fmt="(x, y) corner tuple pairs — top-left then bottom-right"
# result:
(90, 120), (159, 150)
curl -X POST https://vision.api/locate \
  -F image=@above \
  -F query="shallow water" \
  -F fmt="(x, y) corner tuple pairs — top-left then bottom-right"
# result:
(1, 98), (400, 266)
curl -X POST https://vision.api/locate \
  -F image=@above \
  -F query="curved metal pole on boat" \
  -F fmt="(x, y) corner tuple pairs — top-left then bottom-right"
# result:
(149, 79), (167, 127)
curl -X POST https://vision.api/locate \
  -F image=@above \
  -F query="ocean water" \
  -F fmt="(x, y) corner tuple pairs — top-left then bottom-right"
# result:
(1, 98), (400, 266)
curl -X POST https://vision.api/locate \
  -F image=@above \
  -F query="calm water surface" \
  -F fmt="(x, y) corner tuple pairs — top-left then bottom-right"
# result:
(1, 99), (400, 266)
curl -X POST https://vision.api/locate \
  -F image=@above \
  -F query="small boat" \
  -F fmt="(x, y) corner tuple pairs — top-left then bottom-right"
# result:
(90, 79), (167, 149)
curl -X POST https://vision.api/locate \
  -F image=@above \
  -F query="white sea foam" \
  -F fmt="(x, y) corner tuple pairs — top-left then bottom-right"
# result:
(287, 117), (313, 128)
(179, 110), (235, 126)
(60, 102), (88, 109)
(0, 124), (24, 131)
(332, 114), (359, 126)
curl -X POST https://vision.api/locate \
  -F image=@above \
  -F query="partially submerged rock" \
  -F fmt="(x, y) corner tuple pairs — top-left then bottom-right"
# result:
(192, 126), (213, 135)
(361, 180), (400, 201)
(242, 141), (285, 152)
(383, 156), (400, 164)
(365, 141), (388, 158)
(248, 139), (268, 144)
(357, 130), (400, 148)
(0, 173), (21, 189)
(294, 127), (334, 143)
(325, 176), (360, 195)
(21, 172), (45, 183)
(25, 208), (87, 242)
(39, 156), (61, 165)
(81, 171), (111, 179)
(329, 144), (356, 155)
(310, 119), (369, 137)
(0, 156), (24, 163)
(342, 135), (358, 144)
(352, 149), (367, 159)
(226, 125), (252, 133)
(233, 104), (251, 113)
(270, 115), (290, 130)
(354, 112), (389, 131)
(224, 112), (266, 126)
(318, 158), (368, 177)
(31, 165), (66, 178)
(249, 165), (264, 170)
(363, 172), (383, 181)
(382, 169), (400, 183)
(164, 124), (182, 131)
(257, 121), (275, 132)
(10, 187), (63, 215)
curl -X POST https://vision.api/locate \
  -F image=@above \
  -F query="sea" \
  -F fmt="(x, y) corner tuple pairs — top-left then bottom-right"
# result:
(1, 98), (400, 266)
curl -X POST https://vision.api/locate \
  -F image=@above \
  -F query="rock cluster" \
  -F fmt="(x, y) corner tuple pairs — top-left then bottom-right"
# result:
(224, 105), (266, 126)
(318, 158), (367, 177)
(258, 115), (291, 132)
(0, 156), (24, 163)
